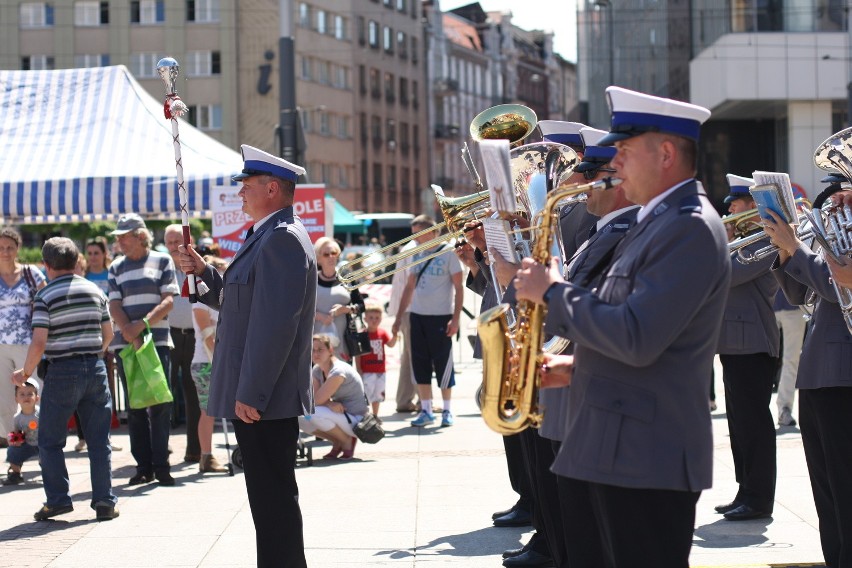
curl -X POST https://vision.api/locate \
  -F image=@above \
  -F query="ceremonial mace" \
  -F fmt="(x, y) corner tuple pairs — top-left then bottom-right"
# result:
(157, 57), (199, 302)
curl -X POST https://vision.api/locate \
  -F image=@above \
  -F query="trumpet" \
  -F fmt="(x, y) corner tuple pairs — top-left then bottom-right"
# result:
(727, 197), (812, 263)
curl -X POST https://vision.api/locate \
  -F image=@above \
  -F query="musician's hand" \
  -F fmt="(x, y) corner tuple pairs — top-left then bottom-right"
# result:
(455, 242), (478, 271)
(178, 244), (207, 277)
(503, 213), (530, 230)
(762, 209), (799, 261)
(491, 250), (520, 288)
(726, 222), (736, 242)
(514, 257), (564, 304)
(540, 353), (574, 388)
(828, 255), (852, 288)
(462, 221), (487, 251)
(830, 189), (852, 209)
(235, 401), (262, 423)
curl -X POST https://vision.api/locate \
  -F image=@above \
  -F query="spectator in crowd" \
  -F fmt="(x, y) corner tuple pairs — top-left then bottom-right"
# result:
(299, 334), (368, 460)
(392, 215), (463, 428)
(0, 227), (46, 449)
(774, 288), (805, 427)
(2, 378), (39, 486)
(108, 214), (178, 486)
(356, 303), (397, 418)
(387, 221), (422, 414)
(84, 236), (111, 295)
(164, 224), (201, 464)
(11, 237), (118, 521)
(313, 237), (364, 361)
(190, 256), (229, 474)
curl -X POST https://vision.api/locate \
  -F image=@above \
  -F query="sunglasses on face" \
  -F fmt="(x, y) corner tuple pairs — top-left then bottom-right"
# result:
(583, 167), (618, 181)
(322, 251), (340, 258)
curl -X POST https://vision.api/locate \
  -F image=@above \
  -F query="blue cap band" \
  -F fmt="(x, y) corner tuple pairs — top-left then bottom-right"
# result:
(728, 185), (750, 195)
(243, 159), (299, 182)
(610, 111), (702, 142)
(582, 146), (617, 162)
(543, 133), (583, 147)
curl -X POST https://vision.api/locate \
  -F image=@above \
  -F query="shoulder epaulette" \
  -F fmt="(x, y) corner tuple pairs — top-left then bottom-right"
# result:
(679, 194), (702, 215)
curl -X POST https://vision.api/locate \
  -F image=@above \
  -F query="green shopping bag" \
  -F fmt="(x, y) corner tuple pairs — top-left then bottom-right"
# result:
(119, 321), (173, 409)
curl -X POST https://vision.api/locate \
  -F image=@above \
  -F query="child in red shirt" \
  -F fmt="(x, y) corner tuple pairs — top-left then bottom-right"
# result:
(356, 304), (397, 417)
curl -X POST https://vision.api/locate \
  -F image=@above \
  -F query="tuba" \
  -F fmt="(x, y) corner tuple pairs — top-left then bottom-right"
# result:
(812, 127), (852, 331)
(476, 174), (622, 435)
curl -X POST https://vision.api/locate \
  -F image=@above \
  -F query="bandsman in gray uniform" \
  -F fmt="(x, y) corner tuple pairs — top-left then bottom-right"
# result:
(765, 179), (852, 568)
(714, 174), (780, 521)
(514, 86), (730, 567)
(179, 145), (316, 568)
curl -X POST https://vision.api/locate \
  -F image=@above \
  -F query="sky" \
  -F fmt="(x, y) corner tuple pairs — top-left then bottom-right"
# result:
(438, 0), (578, 63)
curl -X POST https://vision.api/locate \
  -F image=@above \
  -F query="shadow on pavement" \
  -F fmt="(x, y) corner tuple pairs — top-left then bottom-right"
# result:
(375, 526), (526, 559)
(0, 518), (91, 542)
(693, 516), (772, 549)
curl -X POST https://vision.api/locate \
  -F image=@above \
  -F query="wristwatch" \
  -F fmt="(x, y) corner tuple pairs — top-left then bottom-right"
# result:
(542, 282), (560, 305)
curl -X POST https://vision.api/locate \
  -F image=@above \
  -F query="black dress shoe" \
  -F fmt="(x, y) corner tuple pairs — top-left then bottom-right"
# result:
(492, 504), (517, 520)
(723, 503), (772, 521)
(502, 549), (555, 567)
(502, 545), (527, 559)
(714, 500), (741, 514)
(128, 472), (154, 485)
(493, 508), (532, 527)
(155, 471), (176, 486)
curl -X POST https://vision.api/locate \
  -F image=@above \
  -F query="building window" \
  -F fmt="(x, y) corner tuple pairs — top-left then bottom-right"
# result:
(187, 0), (219, 23)
(300, 56), (312, 80)
(400, 122), (409, 154)
(411, 37), (418, 63)
(368, 21), (379, 48)
(360, 113), (368, 143)
(371, 115), (382, 148)
(21, 55), (55, 70)
(298, 3), (311, 28)
(20, 3), (54, 27)
(187, 104), (222, 130)
(130, 0), (165, 24)
(184, 51), (221, 76)
(75, 1), (108, 26)
(339, 166), (349, 188)
(384, 73), (395, 104)
(74, 54), (110, 67)
(411, 80), (419, 109)
(388, 165), (397, 190)
(357, 16), (365, 46)
(369, 68), (380, 99)
(301, 109), (312, 133)
(399, 77), (409, 106)
(386, 119), (396, 147)
(383, 26), (394, 54)
(397, 0), (407, 12)
(338, 116), (351, 139)
(413, 125), (420, 157)
(130, 52), (163, 78)
(317, 60), (330, 85)
(373, 163), (383, 190)
(333, 65), (349, 89)
(402, 166), (410, 191)
(397, 31), (407, 59)
(322, 164), (332, 185)
(334, 15), (347, 40)
(316, 10), (326, 34)
(358, 65), (366, 95)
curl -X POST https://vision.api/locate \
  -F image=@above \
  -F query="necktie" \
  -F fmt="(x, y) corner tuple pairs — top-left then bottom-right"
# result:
(588, 224), (598, 238)
(246, 226), (254, 239)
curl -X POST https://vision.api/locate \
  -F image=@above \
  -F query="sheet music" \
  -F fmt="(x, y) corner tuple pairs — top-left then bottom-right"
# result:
(751, 171), (797, 225)
(479, 139), (516, 214)
(482, 217), (518, 264)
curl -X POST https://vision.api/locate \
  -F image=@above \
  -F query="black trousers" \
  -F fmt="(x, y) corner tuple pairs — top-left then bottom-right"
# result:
(518, 428), (551, 556)
(561, 477), (700, 568)
(525, 433), (567, 566)
(232, 417), (307, 568)
(502, 432), (533, 513)
(170, 327), (199, 456)
(720, 352), (777, 511)
(800, 387), (852, 568)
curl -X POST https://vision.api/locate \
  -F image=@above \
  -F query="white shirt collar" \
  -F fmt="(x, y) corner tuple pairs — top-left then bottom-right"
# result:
(596, 205), (640, 231)
(636, 178), (694, 223)
(251, 208), (286, 232)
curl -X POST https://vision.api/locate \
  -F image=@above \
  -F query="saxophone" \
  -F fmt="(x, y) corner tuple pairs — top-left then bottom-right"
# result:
(477, 176), (622, 435)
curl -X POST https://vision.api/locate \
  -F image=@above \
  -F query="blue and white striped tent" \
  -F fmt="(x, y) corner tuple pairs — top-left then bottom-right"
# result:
(0, 65), (242, 224)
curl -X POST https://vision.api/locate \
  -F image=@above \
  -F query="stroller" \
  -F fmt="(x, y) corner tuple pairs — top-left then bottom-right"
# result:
(222, 419), (313, 470)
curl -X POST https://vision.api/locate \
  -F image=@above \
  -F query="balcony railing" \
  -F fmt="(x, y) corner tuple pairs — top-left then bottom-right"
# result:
(434, 124), (460, 139)
(433, 176), (455, 191)
(433, 77), (459, 96)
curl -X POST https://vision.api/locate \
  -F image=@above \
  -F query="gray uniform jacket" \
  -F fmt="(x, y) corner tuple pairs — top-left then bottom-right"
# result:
(772, 245), (852, 389)
(716, 237), (780, 357)
(545, 181), (731, 491)
(199, 207), (318, 420)
(539, 207), (638, 442)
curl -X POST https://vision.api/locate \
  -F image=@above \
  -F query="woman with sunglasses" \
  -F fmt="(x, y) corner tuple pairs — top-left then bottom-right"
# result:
(313, 237), (364, 360)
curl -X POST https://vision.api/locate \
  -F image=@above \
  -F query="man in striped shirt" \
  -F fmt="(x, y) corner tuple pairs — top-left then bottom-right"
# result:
(11, 237), (118, 521)
(107, 214), (178, 486)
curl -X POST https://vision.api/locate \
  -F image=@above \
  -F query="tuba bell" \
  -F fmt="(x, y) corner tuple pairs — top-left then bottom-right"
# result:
(470, 104), (538, 148)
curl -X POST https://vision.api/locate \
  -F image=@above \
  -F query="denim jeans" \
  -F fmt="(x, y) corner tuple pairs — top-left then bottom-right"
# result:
(115, 345), (172, 475)
(38, 354), (116, 509)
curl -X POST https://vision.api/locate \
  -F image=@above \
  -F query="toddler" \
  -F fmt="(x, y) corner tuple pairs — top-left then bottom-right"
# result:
(356, 304), (397, 417)
(4, 378), (40, 486)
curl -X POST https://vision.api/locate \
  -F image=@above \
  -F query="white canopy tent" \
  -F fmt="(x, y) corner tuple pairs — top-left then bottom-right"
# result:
(0, 65), (242, 224)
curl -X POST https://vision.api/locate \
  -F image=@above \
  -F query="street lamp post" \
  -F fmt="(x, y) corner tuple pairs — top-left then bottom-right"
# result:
(279, 0), (298, 165)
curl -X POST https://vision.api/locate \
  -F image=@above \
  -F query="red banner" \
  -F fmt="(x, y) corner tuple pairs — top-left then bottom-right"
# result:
(211, 183), (327, 258)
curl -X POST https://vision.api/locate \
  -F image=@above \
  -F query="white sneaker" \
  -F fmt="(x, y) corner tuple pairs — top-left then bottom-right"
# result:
(778, 407), (797, 427)
(74, 439), (87, 452)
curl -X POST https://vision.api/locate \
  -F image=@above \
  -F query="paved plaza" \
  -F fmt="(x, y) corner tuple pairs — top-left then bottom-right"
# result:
(0, 295), (828, 567)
